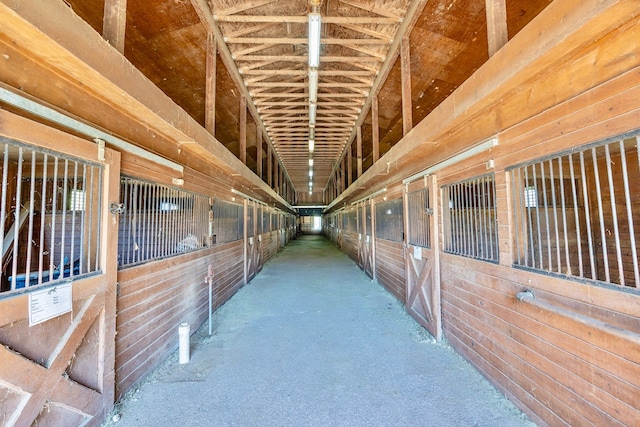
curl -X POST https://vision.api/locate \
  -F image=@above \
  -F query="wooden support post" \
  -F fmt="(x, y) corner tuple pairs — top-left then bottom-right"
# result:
(103, 0), (127, 53)
(256, 125), (263, 179)
(239, 96), (247, 164)
(267, 146), (272, 187)
(274, 157), (279, 193)
(400, 35), (413, 136)
(205, 32), (217, 135)
(357, 126), (363, 178)
(372, 95), (379, 163)
(347, 143), (353, 186)
(486, 0), (508, 57)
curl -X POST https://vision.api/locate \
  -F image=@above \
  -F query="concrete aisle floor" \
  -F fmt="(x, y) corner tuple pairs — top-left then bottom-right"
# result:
(105, 235), (535, 427)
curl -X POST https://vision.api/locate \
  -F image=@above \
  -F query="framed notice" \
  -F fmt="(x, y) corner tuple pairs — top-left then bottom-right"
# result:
(29, 283), (72, 326)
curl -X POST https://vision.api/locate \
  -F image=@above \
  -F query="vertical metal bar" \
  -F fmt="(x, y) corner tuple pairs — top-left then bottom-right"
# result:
(619, 139), (639, 287)
(0, 143), (10, 287)
(605, 144), (624, 285)
(87, 165), (95, 272)
(568, 154), (584, 277)
(531, 164), (544, 268)
(95, 167), (103, 271)
(38, 155), (49, 285)
(466, 183), (473, 256)
(558, 157), (571, 275)
(24, 150), (37, 287)
(49, 157), (59, 279)
(524, 167), (535, 268)
(150, 183), (157, 260)
(548, 159), (562, 273)
(131, 180), (138, 264)
(540, 161), (552, 270)
(513, 169), (524, 265)
(579, 151), (596, 279)
(70, 161), (79, 275)
(10, 148), (24, 290)
(591, 147), (609, 282)
(484, 175), (491, 259)
(79, 164), (87, 274)
(60, 160), (69, 277)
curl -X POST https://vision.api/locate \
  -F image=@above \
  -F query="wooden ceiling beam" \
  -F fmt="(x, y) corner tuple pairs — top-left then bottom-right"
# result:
(338, 0), (404, 19)
(236, 55), (383, 63)
(336, 23), (394, 41)
(215, 15), (402, 24)
(224, 22), (278, 39)
(231, 43), (276, 58)
(225, 37), (393, 45)
(341, 44), (387, 60)
(214, 0), (275, 16)
(191, 0), (296, 196)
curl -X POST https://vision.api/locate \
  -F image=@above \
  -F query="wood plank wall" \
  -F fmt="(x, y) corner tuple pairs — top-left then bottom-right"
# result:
(114, 241), (244, 397)
(341, 231), (359, 263)
(262, 231), (278, 264)
(374, 239), (406, 302)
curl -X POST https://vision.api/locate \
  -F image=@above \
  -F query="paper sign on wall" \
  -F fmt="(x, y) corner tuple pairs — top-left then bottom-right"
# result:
(413, 246), (422, 260)
(29, 283), (72, 326)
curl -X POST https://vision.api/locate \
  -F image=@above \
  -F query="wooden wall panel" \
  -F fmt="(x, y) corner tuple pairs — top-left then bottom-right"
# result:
(341, 231), (359, 263)
(440, 254), (640, 426)
(114, 241), (244, 397)
(262, 232), (278, 264)
(374, 238), (406, 302)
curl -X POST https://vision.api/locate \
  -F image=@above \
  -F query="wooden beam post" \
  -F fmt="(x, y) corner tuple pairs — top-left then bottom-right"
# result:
(239, 96), (247, 164)
(103, 0), (127, 53)
(372, 95), (380, 163)
(347, 142), (353, 186)
(256, 124), (263, 179)
(400, 35), (413, 136)
(267, 146), (273, 187)
(205, 32), (217, 135)
(357, 126), (363, 178)
(486, 0), (508, 57)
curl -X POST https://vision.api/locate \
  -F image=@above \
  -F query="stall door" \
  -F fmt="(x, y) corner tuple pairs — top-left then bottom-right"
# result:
(357, 203), (374, 279)
(245, 201), (259, 282)
(403, 177), (442, 341)
(0, 115), (120, 426)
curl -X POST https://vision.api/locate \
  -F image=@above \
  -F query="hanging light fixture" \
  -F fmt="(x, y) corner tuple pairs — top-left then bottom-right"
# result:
(308, 139), (315, 153)
(308, 13), (321, 68)
(309, 102), (317, 126)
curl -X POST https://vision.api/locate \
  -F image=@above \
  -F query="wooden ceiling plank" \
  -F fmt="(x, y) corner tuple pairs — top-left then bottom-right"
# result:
(240, 59), (281, 72)
(214, 0), (276, 16)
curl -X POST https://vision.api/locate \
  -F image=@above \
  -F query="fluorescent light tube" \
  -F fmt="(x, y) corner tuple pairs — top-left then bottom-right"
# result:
(308, 68), (318, 103)
(309, 139), (315, 153)
(309, 169), (314, 177)
(309, 158), (314, 166)
(308, 13), (321, 68)
(309, 102), (317, 126)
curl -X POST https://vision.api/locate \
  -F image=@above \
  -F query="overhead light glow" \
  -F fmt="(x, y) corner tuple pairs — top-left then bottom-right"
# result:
(309, 102), (317, 126)
(308, 68), (318, 103)
(309, 169), (314, 177)
(309, 159), (314, 166)
(308, 13), (321, 68)
(309, 139), (315, 153)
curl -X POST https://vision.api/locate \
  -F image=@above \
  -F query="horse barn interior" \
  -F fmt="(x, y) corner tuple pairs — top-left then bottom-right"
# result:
(1, 0), (639, 425)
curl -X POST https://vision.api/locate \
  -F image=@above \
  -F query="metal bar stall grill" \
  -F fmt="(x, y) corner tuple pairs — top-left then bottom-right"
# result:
(407, 188), (431, 248)
(508, 131), (640, 289)
(1, 138), (103, 294)
(118, 177), (210, 269)
(211, 199), (244, 244)
(375, 198), (404, 243)
(441, 173), (498, 262)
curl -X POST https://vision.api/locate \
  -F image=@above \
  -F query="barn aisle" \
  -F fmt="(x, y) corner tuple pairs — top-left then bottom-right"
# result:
(105, 235), (533, 427)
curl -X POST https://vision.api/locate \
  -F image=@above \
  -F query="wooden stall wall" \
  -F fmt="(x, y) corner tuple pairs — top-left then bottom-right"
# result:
(341, 209), (359, 263)
(115, 241), (243, 397)
(433, 20), (640, 426)
(373, 191), (406, 303)
(329, 1), (640, 425)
